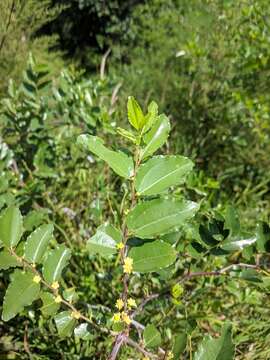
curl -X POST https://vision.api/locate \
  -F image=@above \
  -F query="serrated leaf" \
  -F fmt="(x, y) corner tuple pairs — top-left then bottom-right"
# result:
(127, 199), (198, 238)
(24, 224), (54, 264)
(2, 270), (40, 321)
(43, 244), (71, 284)
(40, 292), (60, 317)
(127, 96), (145, 130)
(135, 155), (193, 196)
(194, 323), (234, 360)
(74, 323), (91, 340)
(129, 240), (177, 273)
(0, 206), (23, 248)
(87, 224), (122, 258)
(143, 324), (161, 348)
(0, 249), (21, 270)
(140, 114), (170, 160)
(54, 311), (76, 337)
(77, 135), (134, 178)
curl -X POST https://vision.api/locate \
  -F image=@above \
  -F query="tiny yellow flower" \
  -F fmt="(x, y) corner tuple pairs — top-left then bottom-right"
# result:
(127, 298), (137, 309)
(124, 209), (129, 215)
(142, 357), (150, 360)
(121, 312), (131, 325)
(51, 281), (59, 290)
(33, 275), (41, 283)
(71, 311), (81, 320)
(171, 283), (184, 299)
(54, 295), (62, 303)
(116, 298), (124, 310)
(123, 257), (133, 274)
(117, 242), (124, 250)
(166, 351), (173, 360)
(112, 312), (121, 323)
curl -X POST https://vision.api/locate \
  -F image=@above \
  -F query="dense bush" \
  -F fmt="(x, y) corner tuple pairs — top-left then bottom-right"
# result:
(1, 97), (270, 359)
(110, 0), (270, 210)
(1, 1), (270, 359)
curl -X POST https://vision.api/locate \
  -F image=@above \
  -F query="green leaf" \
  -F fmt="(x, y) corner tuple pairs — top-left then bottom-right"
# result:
(77, 135), (134, 178)
(0, 249), (21, 270)
(63, 287), (78, 303)
(224, 206), (240, 236)
(140, 114), (170, 160)
(117, 127), (137, 143)
(143, 324), (161, 348)
(194, 323), (234, 360)
(54, 311), (76, 337)
(221, 235), (256, 252)
(2, 270), (40, 321)
(127, 199), (198, 238)
(173, 333), (187, 358)
(40, 292), (60, 317)
(129, 240), (177, 273)
(23, 210), (48, 232)
(87, 224), (122, 258)
(256, 222), (270, 252)
(0, 206), (23, 248)
(24, 224), (54, 264)
(127, 96), (145, 130)
(74, 323), (91, 340)
(143, 101), (158, 134)
(43, 244), (71, 284)
(135, 155), (193, 196)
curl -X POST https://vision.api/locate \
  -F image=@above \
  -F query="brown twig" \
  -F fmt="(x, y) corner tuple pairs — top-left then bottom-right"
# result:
(8, 247), (108, 334)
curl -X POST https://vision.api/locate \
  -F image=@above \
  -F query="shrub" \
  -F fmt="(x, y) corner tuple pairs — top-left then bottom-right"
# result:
(1, 97), (269, 359)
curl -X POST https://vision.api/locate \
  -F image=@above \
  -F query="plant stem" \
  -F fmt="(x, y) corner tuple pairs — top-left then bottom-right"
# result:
(8, 247), (108, 334)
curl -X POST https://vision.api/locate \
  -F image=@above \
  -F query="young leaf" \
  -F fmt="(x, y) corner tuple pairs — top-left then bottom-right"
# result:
(140, 114), (170, 160)
(0, 249), (21, 270)
(129, 240), (177, 273)
(135, 155), (194, 196)
(143, 101), (158, 134)
(43, 244), (71, 284)
(194, 323), (234, 360)
(127, 96), (145, 130)
(24, 224), (54, 264)
(143, 324), (161, 348)
(87, 224), (122, 258)
(40, 292), (60, 317)
(2, 270), (40, 321)
(54, 311), (76, 337)
(127, 199), (199, 238)
(117, 127), (137, 143)
(0, 206), (23, 248)
(77, 135), (134, 178)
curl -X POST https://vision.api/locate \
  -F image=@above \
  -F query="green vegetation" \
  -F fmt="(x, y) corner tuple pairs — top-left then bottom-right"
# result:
(1, 1), (270, 359)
